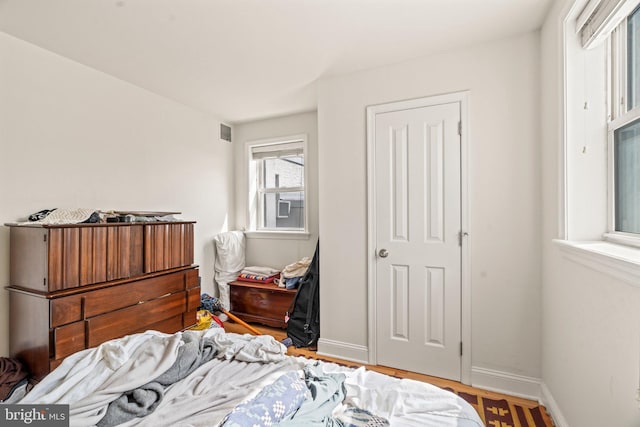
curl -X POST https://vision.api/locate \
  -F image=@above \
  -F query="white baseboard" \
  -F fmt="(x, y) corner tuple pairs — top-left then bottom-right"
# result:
(471, 366), (542, 402)
(540, 382), (569, 427)
(316, 338), (369, 364)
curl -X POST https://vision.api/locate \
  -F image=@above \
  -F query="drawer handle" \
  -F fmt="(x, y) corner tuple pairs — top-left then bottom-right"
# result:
(137, 292), (173, 305)
(138, 293), (172, 304)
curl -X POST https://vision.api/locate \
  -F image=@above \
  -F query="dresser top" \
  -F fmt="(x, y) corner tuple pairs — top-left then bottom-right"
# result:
(5, 220), (196, 228)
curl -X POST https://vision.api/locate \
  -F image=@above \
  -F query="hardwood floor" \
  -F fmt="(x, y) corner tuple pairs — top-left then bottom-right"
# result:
(223, 321), (554, 422)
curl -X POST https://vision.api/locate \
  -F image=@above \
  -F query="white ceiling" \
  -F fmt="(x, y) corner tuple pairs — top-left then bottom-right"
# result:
(0, 0), (553, 123)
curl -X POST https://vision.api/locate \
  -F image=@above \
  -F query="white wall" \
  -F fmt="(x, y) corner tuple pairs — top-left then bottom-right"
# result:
(541, 1), (640, 425)
(317, 32), (542, 384)
(0, 32), (234, 357)
(233, 112), (318, 269)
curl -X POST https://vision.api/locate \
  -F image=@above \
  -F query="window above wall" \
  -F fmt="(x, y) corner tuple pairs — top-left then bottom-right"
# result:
(246, 135), (309, 239)
(556, 0), (640, 287)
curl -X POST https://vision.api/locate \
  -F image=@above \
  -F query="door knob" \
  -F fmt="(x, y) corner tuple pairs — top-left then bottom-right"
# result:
(378, 248), (389, 258)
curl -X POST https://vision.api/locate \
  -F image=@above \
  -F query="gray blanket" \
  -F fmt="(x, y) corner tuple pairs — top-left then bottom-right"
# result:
(97, 332), (217, 427)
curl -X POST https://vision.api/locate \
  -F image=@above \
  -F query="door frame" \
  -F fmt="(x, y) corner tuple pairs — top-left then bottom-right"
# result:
(366, 91), (471, 384)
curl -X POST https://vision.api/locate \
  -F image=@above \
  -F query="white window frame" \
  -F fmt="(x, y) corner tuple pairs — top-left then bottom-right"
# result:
(604, 10), (640, 247)
(555, 0), (640, 289)
(245, 134), (309, 239)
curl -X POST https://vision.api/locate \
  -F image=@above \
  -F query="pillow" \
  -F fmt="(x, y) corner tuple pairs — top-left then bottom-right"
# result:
(213, 231), (245, 311)
(213, 231), (245, 280)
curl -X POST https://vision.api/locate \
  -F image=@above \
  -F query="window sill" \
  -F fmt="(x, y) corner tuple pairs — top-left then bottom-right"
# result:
(553, 239), (640, 288)
(244, 230), (310, 240)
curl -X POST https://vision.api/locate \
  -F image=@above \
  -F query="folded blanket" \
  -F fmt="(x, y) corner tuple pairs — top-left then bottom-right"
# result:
(237, 272), (278, 283)
(242, 266), (279, 276)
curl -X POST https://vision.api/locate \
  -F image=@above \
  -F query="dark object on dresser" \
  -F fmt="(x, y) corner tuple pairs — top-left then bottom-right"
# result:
(6, 221), (200, 380)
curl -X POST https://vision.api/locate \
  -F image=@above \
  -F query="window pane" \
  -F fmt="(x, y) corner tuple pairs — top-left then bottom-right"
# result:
(628, 6), (640, 110)
(263, 156), (304, 188)
(615, 119), (640, 233)
(262, 191), (304, 229)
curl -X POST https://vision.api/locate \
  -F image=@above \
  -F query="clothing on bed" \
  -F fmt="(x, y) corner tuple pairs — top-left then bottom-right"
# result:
(220, 371), (308, 426)
(336, 407), (390, 427)
(118, 349), (302, 427)
(97, 383), (164, 427)
(18, 329), (289, 427)
(277, 363), (391, 427)
(97, 331), (219, 427)
(16, 329), (483, 427)
(329, 364), (484, 427)
(19, 331), (185, 427)
(278, 363), (346, 426)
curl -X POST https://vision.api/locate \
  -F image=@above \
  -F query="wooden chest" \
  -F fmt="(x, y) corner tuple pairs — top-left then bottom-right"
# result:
(6, 221), (199, 380)
(229, 280), (297, 329)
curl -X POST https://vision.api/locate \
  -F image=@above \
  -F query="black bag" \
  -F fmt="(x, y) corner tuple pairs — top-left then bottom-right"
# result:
(286, 241), (319, 348)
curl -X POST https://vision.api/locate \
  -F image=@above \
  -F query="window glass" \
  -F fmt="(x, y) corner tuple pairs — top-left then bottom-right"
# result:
(615, 118), (640, 233)
(263, 156), (304, 188)
(249, 138), (306, 232)
(262, 191), (305, 229)
(628, 6), (640, 110)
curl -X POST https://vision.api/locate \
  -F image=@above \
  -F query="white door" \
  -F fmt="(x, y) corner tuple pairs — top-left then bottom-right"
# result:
(373, 101), (462, 381)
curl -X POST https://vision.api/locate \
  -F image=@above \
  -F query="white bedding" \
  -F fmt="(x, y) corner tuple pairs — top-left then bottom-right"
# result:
(18, 329), (483, 427)
(323, 363), (483, 426)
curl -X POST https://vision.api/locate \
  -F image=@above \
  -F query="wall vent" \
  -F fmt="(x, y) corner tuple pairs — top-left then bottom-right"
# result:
(220, 123), (232, 142)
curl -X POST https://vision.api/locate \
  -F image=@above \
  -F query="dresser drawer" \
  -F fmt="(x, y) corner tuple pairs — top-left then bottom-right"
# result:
(144, 223), (194, 273)
(50, 294), (83, 328)
(50, 269), (190, 327)
(52, 321), (85, 360)
(83, 271), (186, 318)
(47, 225), (144, 291)
(86, 292), (186, 347)
(137, 314), (184, 335)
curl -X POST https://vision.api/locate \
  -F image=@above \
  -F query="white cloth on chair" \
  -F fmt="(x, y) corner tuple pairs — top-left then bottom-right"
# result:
(213, 231), (245, 311)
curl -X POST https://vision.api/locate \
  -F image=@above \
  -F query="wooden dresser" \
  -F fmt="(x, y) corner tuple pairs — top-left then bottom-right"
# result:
(229, 280), (297, 329)
(6, 221), (200, 380)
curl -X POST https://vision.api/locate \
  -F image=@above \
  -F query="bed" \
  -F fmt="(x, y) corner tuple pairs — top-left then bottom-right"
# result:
(7, 328), (484, 427)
